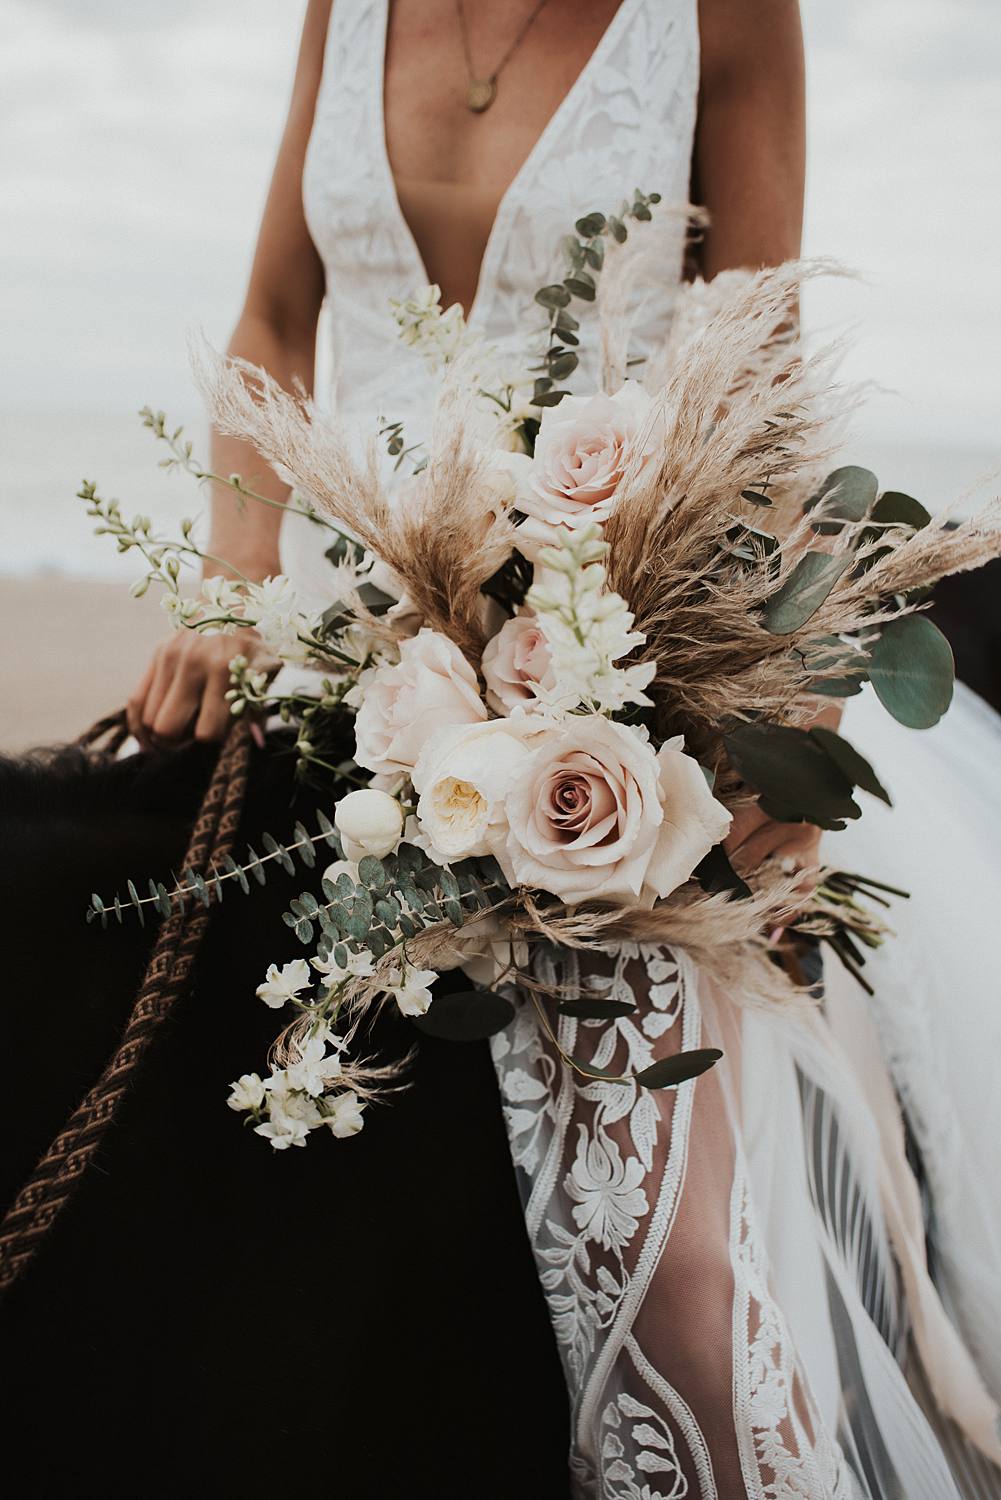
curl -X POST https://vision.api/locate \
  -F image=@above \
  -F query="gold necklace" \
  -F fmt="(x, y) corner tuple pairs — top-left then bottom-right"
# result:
(455, 0), (554, 113)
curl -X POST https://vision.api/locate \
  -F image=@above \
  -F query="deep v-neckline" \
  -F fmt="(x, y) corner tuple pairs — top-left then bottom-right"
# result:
(373, 0), (638, 327)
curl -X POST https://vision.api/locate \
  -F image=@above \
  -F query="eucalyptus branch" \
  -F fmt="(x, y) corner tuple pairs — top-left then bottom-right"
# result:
(530, 190), (662, 414)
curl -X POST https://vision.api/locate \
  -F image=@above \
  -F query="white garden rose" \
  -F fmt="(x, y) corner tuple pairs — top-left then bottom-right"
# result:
(499, 719), (731, 907)
(333, 787), (404, 860)
(513, 382), (657, 558)
(353, 627), (487, 776)
(412, 717), (540, 862)
(481, 610), (556, 713)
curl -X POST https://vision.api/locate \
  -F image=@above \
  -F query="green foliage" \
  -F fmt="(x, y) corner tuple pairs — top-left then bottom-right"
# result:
(806, 465), (879, 535)
(761, 552), (849, 634)
(724, 721), (892, 830)
(527, 190), (663, 426)
(868, 614), (954, 728)
(415, 988), (516, 1041)
(634, 1049), (723, 1089)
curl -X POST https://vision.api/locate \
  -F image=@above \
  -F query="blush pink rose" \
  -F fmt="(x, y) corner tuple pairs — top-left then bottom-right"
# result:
(353, 628), (486, 776)
(500, 719), (732, 907)
(514, 382), (655, 558)
(481, 611), (555, 713)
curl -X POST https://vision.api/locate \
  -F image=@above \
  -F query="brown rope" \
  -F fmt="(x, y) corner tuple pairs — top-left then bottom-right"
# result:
(0, 715), (253, 1297)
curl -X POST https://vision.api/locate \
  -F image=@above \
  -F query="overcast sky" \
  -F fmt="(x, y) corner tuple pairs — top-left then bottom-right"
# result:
(2, 0), (1000, 460)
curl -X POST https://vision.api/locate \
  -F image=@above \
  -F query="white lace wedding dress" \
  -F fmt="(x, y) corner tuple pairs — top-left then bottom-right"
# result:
(284, 0), (1001, 1493)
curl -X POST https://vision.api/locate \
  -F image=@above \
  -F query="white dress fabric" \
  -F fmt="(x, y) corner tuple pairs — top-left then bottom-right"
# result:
(292, 1), (1001, 1494)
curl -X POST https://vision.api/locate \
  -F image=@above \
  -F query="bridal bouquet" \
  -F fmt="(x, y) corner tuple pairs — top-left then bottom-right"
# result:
(84, 195), (1001, 1149)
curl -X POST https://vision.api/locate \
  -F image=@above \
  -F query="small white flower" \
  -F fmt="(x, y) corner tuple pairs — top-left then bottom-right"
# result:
(255, 959), (312, 1009)
(226, 1072), (266, 1112)
(333, 788), (404, 860)
(386, 964), (438, 1018)
(283, 1036), (343, 1097)
(253, 1083), (323, 1149)
(160, 592), (198, 627)
(311, 946), (377, 985)
(324, 1090), (366, 1138)
(202, 575), (244, 613)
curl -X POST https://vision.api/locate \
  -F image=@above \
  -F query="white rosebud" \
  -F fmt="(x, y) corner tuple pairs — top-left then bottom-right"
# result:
(333, 788), (404, 859)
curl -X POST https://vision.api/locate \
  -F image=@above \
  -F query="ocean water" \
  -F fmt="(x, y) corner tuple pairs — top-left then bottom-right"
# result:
(2, 407), (998, 582)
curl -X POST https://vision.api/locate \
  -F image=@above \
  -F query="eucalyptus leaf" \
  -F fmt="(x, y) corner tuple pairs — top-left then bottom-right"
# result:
(871, 491), (931, 531)
(635, 1048), (723, 1090)
(535, 283), (571, 310)
(575, 211), (606, 237)
(807, 466), (878, 531)
(762, 552), (849, 635)
(868, 615), (954, 728)
(357, 855), (387, 889)
(563, 275), (596, 302)
(414, 988), (515, 1041)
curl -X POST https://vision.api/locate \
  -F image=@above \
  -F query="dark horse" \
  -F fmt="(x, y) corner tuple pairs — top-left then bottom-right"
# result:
(1, 564), (998, 1497)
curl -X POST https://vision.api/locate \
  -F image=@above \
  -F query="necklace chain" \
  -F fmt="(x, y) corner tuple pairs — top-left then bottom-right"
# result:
(455, 0), (554, 111)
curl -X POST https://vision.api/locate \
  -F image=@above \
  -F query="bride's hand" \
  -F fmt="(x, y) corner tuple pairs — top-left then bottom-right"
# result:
(127, 626), (266, 747)
(725, 802), (822, 910)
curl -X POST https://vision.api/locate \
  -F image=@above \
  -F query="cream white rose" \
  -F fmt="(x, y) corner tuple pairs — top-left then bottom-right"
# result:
(412, 718), (540, 863)
(353, 627), (487, 776)
(333, 788), (404, 860)
(499, 719), (731, 907)
(481, 610), (556, 713)
(513, 382), (656, 558)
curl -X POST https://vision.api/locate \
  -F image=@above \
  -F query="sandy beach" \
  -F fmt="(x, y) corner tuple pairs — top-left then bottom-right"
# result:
(0, 575), (168, 753)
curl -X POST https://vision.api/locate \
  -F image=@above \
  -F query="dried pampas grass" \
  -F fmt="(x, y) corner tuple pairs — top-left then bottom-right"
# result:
(194, 340), (517, 663)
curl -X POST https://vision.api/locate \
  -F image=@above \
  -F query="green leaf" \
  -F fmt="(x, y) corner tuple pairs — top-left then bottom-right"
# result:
(608, 216), (627, 243)
(740, 489), (773, 507)
(761, 552), (849, 634)
(575, 211), (606, 237)
(563, 274), (596, 302)
(871, 491), (931, 531)
(567, 1056), (622, 1080)
(724, 722), (861, 830)
(535, 283), (572, 310)
(694, 844), (751, 901)
(548, 351), (579, 381)
(414, 988), (515, 1041)
(582, 240), (604, 271)
(374, 896), (401, 929)
(809, 726), (891, 805)
(807, 466), (878, 532)
(533, 389), (567, 408)
(868, 614), (954, 728)
(357, 855), (387, 889)
(808, 674), (866, 698)
(557, 999), (637, 1019)
(635, 1048), (723, 1089)
(316, 810), (339, 849)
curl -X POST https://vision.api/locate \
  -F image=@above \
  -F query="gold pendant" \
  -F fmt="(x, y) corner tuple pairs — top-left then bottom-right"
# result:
(466, 77), (496, 113)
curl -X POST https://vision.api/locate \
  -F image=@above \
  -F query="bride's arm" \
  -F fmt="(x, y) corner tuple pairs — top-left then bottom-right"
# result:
(693, 0), (805, 276)
(127, 0), (332, 745)
(693, 0), (832, 884)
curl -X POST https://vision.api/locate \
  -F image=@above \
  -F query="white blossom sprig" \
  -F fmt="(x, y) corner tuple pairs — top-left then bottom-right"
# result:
(525, 522), (656, 714)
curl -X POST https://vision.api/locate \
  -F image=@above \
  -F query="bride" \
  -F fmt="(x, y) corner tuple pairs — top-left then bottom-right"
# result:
(13, 1), (999, 1496)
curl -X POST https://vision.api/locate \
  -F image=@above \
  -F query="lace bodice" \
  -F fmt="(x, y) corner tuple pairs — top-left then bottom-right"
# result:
(284, 0), (699, 603)
(302, 0), (698, 422)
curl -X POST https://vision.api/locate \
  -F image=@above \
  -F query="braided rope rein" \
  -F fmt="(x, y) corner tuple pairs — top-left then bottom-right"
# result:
(0, 716), (252, 1297)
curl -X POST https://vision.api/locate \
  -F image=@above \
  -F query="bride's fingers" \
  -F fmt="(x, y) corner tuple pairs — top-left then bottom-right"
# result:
(126, 659), (156, 742)
(150, 667), (204, 743)
(193, 665), (234, 742)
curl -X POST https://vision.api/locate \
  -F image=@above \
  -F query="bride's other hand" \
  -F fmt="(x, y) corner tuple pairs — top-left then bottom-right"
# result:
(125, 2), (331, 751)
(725, 801), (822, 894)
(127, 626), (266, 747)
